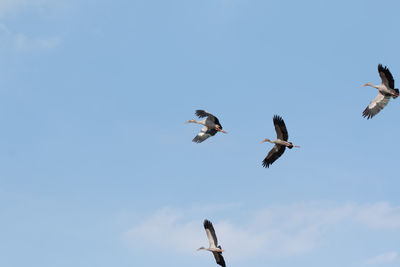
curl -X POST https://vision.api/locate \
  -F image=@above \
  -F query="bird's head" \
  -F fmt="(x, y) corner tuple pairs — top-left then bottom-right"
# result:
(261, 138), (271, 144)
(185, 119), (195, 124)
(197, 246), (206, 251)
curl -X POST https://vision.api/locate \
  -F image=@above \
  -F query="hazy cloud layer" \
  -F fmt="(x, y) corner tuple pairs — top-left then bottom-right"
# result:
(0, 0), (63, 50)
(0, 0), (50, 17)
(126, 202), (400, 261)
(365, 251), (398, 265)
(0, 23), (60, 50)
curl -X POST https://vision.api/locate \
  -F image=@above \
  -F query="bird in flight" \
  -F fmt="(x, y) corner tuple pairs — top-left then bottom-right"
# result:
(185, 110), (227, 143)
(362, 64), (399, 119)
(261, 115), (299, 168)
(197, 219), (226, 267)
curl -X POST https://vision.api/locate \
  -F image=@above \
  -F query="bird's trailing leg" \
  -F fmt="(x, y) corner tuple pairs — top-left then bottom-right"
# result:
(217, 128), (227, 134)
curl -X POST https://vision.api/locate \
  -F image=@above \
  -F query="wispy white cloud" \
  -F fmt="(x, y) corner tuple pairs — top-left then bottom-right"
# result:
(125, 202), (400, 262)
(365, 251), (398, 265)
(355, 202), (400, 229)
(0, 0), (64, 50)
(125, 208), (204, 253)
(13, 32), (61, 50)
(0, 0), (50, 17)
(0, 23), (60, 50)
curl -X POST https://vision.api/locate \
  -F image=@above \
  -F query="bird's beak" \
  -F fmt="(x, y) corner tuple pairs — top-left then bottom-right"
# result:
(260, 138), (267, 143)
(218, 129), (227, 134)
(184, 120), (190, 123)
(361, 83), (368, 87)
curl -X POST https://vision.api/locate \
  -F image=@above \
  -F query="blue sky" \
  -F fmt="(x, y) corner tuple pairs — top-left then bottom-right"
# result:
(1, 1), (400, 267)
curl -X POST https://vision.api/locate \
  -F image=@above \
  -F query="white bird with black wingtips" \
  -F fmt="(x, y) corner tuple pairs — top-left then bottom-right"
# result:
(261, 115), (300, 168)
(197, 219), (226, 267)
(362, 64), (399, 119)
(185, 110), (227, 143)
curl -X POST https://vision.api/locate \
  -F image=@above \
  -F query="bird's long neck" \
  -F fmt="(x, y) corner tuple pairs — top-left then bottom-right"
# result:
(363, 82), (379, 89)
(263, 138), (275, 144)
(186, 119), (205, 125)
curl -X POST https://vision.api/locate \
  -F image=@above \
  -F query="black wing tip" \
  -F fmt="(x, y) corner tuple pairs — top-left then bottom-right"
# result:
(378, 63), (392, 74)
(203, 219), (213, 228)
(195, 110), (208, 118)
(262, 160), (271, 168)
(273, 114), (283, 121)
(192, 136), (201, 143)
(378, 63), (387, 72)
(273, 114), (285, 125)
(362, 107), (374, 119)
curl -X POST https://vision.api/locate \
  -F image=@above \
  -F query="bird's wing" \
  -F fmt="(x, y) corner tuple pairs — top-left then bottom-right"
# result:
(203, 219), (218, 248)
(196, 110), (223, 128)
(195, 110), (212, 118)
(273, 115), (289, 141)
(378, 64), (395, 89)
(212, 252), (226, 267)
(362, 92), (391, 119)
(262, 145), (286, 168)
(192, 126), (217, 143)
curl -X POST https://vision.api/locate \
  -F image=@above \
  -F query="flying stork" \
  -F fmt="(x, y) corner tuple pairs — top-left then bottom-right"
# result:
(197, 219), (226, 267)
(261, 115), (299, 168)
(362, 64), (399, 119)
(185, 110), (227, 143)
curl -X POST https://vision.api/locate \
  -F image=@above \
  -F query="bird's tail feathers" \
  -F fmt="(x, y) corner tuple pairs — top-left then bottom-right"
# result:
(393, 88), (399, 98)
